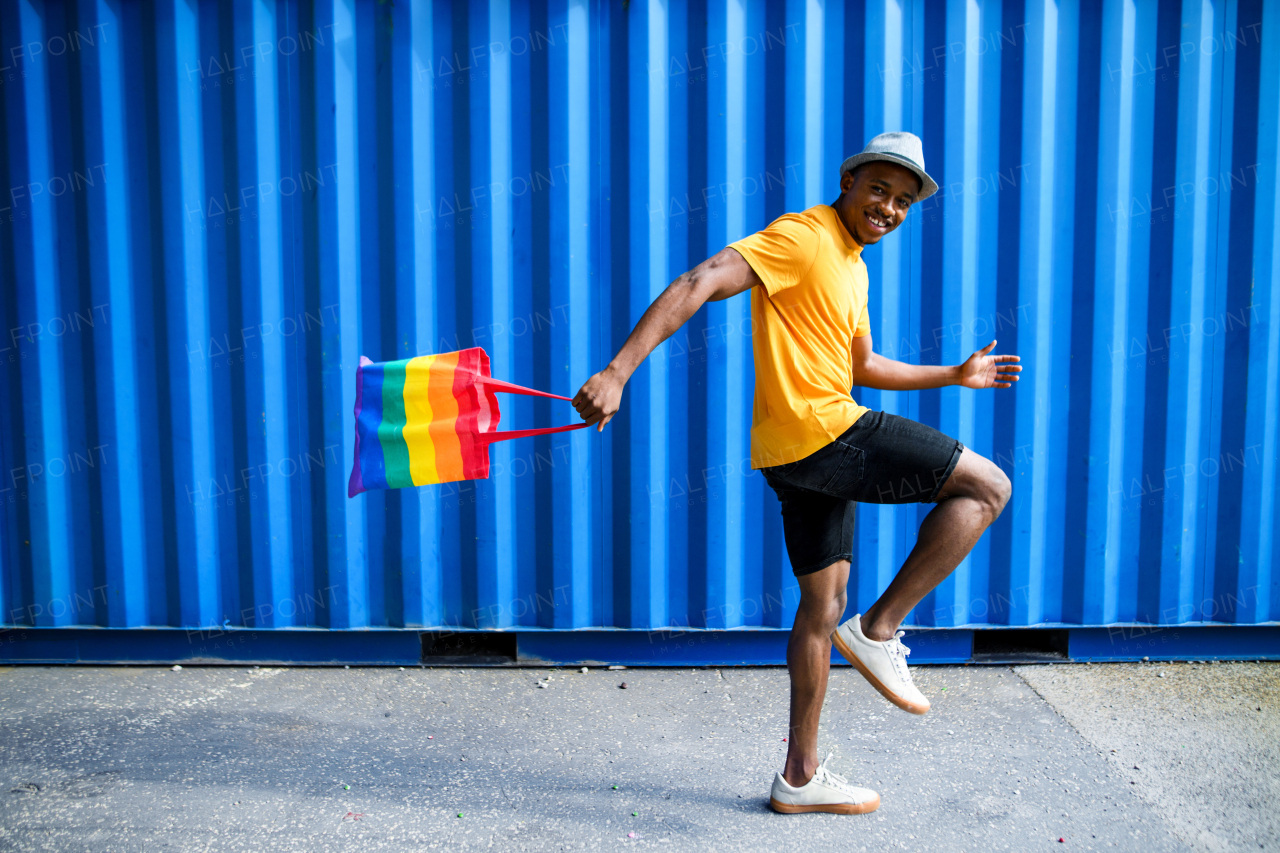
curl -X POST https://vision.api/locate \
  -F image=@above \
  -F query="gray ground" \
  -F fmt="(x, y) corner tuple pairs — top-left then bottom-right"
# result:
(1018, 661), (1278, 853)
(0, 661), (1273, 852)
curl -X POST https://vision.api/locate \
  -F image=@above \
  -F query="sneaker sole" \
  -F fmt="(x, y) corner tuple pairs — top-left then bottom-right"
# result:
(769, 793), (881, 815)
(831, 629), (930, 715)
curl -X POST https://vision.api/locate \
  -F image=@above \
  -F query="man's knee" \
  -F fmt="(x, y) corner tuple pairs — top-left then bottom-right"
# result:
(985, 466), (1012, 519)
(794, 558), (850, 632)
(797, 589), (846, 632)
(831, 592), (848, 628)
(949, 453), (1012, 519)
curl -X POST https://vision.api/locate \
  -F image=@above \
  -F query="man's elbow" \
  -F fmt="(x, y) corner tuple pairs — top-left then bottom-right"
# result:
(677, 268), (713, 307)
(849, 356), (877, 386)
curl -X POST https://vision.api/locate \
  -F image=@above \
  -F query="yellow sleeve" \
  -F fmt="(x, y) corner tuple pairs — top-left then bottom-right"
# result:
(728, 214), (820, 298)
(853, 302), (871, 337)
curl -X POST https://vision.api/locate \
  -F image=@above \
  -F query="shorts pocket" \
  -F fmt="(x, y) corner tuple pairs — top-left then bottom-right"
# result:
(818, 442), (866, 496)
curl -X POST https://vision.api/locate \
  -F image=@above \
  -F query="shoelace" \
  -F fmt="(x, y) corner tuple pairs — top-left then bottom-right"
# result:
(813, 752), (859, 795)
(885, 631), (913, 683)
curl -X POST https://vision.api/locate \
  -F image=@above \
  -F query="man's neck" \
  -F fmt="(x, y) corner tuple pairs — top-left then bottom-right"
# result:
(829, 198), (864, 249)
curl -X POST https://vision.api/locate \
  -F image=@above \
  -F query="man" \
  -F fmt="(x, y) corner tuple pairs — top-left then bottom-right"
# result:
(571, 132), (1020, 814)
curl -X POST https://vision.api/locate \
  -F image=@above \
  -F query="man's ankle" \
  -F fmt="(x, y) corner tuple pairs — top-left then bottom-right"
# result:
(782, 762), (817, 788)
(859, 612), (897, 643)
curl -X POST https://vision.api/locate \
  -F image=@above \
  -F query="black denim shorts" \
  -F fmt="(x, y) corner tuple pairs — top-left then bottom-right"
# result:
(760, 411), (964, 577)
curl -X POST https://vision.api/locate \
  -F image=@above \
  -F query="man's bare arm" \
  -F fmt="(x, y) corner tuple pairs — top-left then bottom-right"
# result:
(850, 334), (1021, 391)
(572, 248), (761, 430)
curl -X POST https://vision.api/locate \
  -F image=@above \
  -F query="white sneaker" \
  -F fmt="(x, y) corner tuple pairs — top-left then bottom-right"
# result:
(832, 613), (930, 715)
(769, 752), (880, 814)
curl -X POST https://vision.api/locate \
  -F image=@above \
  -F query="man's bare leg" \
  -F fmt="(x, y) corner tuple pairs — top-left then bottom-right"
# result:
(860, 448), (1011, 642)
(782, 559), (849, 787)
(783, 449), (1009, 784)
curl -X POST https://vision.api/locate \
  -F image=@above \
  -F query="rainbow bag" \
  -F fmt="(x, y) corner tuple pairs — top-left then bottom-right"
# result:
(347, 347), (587, 496)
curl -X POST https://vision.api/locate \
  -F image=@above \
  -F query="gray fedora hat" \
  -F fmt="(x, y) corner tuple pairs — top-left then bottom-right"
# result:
(839, 131), (938, 200)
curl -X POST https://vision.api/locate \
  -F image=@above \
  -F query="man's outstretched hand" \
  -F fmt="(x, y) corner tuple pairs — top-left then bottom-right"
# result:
(959, 340), (1022, 389)
(572, 367), (626, 431)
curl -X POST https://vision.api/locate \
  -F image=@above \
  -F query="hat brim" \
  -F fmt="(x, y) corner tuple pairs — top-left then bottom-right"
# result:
(840, 152), (938, 201)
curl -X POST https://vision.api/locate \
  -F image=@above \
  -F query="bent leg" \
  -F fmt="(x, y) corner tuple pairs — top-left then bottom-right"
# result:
(783, 558), (850, 787)
(861, 448), (1010, 642)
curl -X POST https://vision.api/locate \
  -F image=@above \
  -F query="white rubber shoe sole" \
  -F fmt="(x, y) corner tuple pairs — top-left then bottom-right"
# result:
(769, 793), (881, 815)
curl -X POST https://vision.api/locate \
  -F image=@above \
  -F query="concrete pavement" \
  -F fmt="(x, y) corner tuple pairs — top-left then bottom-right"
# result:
(0, 661), (1273, 852)
(1018, 661), (1277, 853)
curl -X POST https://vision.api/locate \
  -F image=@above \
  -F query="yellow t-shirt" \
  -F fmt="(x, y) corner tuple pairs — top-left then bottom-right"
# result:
(729, 205), (871, 469)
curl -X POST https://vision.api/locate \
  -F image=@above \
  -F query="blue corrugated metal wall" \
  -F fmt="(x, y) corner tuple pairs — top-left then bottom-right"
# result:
(0, 0), (1276, 639)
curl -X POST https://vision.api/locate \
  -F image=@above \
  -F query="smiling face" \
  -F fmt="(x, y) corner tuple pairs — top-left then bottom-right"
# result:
(834, 160), (921, 246)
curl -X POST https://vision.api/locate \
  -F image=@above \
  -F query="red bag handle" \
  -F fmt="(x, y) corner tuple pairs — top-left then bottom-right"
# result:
(475, 375), (591, 444)
(476, 374), (574, 401)
(481, 423), (590, 444)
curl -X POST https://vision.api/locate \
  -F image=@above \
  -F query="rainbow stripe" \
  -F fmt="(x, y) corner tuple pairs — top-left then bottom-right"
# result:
(348, 346), (588, 497)
(349, 349), (498, 495)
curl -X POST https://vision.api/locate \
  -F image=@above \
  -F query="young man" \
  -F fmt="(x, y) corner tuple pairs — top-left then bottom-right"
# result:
(571, 132), (1020, 814)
